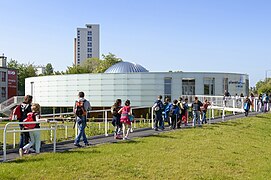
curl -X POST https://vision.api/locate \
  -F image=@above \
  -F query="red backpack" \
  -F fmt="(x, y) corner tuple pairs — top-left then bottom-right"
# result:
(23, 113), (36, 129)
(10, 105), (22, 120)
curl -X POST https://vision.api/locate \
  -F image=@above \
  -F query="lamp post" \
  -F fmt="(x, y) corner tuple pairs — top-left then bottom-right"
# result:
(265, 70), (271, 82)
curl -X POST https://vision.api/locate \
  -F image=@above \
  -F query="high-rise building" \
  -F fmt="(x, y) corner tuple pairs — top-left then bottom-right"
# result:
(74, 24), (100, 65)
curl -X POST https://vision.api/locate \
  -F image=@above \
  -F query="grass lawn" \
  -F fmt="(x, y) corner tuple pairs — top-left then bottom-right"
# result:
(1, 113), (271, 179)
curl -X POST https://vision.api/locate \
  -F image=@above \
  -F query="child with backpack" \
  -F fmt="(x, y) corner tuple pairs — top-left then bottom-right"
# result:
(118, 100), (132, 140)
(169, 99), (180, 130)
(244, 97), (251, 117)
(181, 98), (189, 126)
(111, 99), (122, 139)
(74, 92), (92, 147)
(22, 103), (43, 154)
(15, 95), (33, 157)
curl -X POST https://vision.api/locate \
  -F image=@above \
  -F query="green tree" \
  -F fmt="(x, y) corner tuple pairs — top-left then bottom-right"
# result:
(96, 53), (122, 73)
(66, 53), (122, 74)
(8, 60), (37, 95)
(44, 63), (54, 75)
(66, 64), (89, 74)
(255, 78), (271, 94)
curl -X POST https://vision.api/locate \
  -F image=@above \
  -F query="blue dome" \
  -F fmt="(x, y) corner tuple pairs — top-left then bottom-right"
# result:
(104, 61), (149, 73)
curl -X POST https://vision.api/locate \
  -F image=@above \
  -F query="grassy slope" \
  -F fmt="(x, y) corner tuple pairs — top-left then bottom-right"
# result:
(1, 114), (271, 180)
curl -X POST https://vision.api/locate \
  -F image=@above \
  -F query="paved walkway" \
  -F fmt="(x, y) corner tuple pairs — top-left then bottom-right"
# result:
(0, 112), (260, 162)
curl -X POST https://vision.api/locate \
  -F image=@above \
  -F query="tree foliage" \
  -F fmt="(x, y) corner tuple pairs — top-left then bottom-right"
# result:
(66, 53), (122, 74)
(44, 63), (54, 75)
(255, 78), (271, 94)
(7, 59), (37, 95)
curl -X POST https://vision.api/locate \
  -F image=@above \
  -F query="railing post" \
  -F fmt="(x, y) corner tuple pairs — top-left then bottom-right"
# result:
(130, 108), (134, 133)
(75, 121), (78, 137)
(53, 123), (57, 153)
(50, 125), (53, 142)
(105, 110), (108, 136)
(222, 107), (225, 121)
(211, 102), (214, 119)
(13, 129), (16, 149)
(254, 98), (257, 112)
(3, 123), (8, 162)
(233, 98), (236, 115)
(65, 125), (68, 139)
(151, 107), (154, 129)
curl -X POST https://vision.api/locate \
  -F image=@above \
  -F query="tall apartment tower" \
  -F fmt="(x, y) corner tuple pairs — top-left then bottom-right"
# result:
(74, 24), (100, 65)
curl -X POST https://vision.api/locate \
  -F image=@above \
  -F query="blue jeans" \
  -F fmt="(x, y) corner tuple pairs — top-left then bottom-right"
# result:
(202, 110), (207, 124)
(74, 116), (88, 145)
(19, 129), (30, 148)
(193, 111), (201, 126)
(154, 113), (163, 129)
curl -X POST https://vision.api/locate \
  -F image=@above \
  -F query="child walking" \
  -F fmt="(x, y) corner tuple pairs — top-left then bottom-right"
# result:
(23, 103), (43, 154)
(119, 100), (132, 140)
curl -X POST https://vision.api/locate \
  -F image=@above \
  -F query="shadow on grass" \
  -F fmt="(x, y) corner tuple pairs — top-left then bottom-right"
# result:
(62, 148), (101, 154)
(254, 114), (271, 120)
(118, 139), (142, 144)
(10, 156), (46, 164)
(217, 121), (243, 127)
(148, 134), (177, 139)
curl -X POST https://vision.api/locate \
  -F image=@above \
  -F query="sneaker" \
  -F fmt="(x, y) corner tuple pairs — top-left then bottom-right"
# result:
(29, 148), (36, 153)
(154, 128), (158, 131)
(23, 149), (29, 154)
(85, 143), (91, 146)
(19, 148), (23, 157)
(74, 143), (82, 147)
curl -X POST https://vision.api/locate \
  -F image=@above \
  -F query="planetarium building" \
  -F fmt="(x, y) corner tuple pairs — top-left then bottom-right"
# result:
(25, 62), (249, 108)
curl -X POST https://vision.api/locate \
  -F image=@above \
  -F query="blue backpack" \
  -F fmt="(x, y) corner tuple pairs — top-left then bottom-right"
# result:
(244, 102), (249, 110)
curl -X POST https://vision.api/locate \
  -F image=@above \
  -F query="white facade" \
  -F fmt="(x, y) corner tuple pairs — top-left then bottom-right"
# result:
(25, 72), (249, 108)
(76, 24), (100, 65)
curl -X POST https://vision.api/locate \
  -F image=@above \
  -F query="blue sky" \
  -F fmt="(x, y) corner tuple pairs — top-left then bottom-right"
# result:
(0, 0), (270, 86)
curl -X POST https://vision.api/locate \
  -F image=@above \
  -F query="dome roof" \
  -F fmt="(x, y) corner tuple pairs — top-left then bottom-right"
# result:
(104, 61), (149, 73)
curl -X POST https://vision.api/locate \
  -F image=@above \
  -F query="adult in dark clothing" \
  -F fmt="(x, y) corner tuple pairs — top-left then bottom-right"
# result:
(191, 97), (203, 127)
(111, 99), (122, 139)
(18, 95), (33, 157)
(153, 95), (164, 131)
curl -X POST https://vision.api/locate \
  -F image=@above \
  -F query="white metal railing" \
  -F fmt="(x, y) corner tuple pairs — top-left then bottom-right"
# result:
(1, 106), (153, 155)
(2, 121), (58, 162)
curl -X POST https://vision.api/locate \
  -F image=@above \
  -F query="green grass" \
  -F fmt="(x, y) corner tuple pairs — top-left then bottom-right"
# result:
(1, 114), (271, 179)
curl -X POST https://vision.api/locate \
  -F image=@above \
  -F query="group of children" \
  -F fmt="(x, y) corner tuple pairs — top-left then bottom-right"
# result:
(111, 99), (133, 140)
(153, 96), (212, 130)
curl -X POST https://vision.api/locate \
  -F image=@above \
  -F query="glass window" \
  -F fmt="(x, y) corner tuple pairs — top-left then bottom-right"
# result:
(1, 87), (6, 98)
(88, 31), (92, 36)
(2, 72), (6, 82)
(87, 42), (92, 47)
(245, 79), (249, 96)
(223, 78), (229, 94)
(204, 77), (215, 95)
(87, 37), (92, 41)
(87, 54), (92, 58)
(87, 48), (92, 53)
(164, 77), (172, 100)
(182, 79), (195, 95)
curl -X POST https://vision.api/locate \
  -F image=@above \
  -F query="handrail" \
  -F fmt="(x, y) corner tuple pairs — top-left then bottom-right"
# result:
(2, 121), (58, 162)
